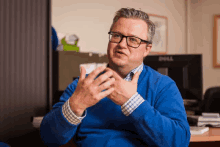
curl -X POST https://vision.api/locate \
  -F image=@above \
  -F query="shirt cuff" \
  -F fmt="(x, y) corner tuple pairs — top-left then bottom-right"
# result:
(121, 92), (145, 116)
(62, 99), (86, 125)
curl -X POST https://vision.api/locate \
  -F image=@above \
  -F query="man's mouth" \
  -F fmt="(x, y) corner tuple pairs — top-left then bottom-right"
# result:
(115, 51), (125, 55)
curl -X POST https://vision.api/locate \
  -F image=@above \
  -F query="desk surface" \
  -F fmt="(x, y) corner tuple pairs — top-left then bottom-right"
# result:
(190, 128), (220, 142)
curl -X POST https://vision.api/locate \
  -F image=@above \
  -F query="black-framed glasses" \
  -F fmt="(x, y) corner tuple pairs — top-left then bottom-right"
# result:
(108, 31), (151, 48)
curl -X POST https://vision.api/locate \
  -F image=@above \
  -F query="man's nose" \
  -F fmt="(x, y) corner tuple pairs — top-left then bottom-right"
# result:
(118, 37), (127, 48)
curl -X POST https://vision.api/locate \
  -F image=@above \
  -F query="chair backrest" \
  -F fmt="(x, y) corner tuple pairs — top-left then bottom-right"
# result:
(202, 86), (220, 113)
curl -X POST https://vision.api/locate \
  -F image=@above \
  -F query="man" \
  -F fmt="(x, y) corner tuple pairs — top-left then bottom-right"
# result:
(40, 8), (191, 147)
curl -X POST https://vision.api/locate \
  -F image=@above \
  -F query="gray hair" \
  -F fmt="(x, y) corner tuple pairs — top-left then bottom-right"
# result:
(110, 8), (155, 44)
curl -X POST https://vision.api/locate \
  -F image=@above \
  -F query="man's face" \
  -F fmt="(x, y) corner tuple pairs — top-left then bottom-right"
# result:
(107, 17), (152, 70)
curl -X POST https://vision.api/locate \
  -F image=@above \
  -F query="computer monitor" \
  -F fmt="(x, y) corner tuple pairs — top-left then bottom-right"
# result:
(144, 54), (203, 104)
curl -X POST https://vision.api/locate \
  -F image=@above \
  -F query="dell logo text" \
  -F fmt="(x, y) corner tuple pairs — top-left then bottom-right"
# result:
(158, 56), (174, 62)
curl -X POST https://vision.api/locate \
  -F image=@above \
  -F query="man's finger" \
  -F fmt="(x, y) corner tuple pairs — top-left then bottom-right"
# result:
(97, 77), (115, 92)
(99, 87), (114, 99)
(131, 71), (141, 83)
(79, 66), (86, 80)
(93, 70), (114, 86)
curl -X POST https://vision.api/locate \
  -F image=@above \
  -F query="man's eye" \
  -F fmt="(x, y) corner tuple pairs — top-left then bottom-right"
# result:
(112, 34), (120, 38)
(129, 37), (138, 42)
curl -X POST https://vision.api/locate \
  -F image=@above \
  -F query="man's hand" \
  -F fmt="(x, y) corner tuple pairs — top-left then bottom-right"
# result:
(69, 66), (115, 116)
(106, 68), (141, 106)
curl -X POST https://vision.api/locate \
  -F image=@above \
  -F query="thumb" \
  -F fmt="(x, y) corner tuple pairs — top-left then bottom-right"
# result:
(131, 71), (141, 83)
(79, 66), (86, 80)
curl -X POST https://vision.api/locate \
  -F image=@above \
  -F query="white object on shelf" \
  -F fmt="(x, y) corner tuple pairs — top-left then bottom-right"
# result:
(79, 63), (96, 74)
(96, 63), (107, 68)
(79, 62), (107, 74)
(190, 126), (209, 135)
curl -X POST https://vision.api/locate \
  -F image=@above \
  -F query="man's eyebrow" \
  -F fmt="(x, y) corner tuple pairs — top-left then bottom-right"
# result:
(111, 31), (121, 34)
(126, 33), (147, 40)
(112, 31), (139, 38)
(127, 34), (142, 39)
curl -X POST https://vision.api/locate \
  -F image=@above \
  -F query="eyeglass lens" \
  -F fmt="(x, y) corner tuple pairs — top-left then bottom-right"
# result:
(109, 32), (141, 48)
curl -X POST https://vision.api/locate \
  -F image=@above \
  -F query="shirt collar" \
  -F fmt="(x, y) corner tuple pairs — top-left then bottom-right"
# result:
(124, 63), (144, 81)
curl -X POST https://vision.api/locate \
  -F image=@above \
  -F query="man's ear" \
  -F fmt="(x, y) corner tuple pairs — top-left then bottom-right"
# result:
(144, 44), (152, 57)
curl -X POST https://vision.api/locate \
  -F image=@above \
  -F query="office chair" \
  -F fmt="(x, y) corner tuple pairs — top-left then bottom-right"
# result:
(201, 86), (220, 113)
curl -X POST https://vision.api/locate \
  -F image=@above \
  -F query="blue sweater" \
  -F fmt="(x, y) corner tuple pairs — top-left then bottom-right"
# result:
(40, 65), (191, 147)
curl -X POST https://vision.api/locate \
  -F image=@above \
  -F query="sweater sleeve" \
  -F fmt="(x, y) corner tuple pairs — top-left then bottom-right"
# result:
(40, 79), (80, 147)
(127, 76), (191, 147)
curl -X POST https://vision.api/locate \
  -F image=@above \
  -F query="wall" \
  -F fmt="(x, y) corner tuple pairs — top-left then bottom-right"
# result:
(189, 0), (220, 93)
(52, 0), (186, 54)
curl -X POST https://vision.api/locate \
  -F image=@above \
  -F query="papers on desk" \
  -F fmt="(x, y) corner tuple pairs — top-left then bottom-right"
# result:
(197, 113), (220, 127)
(198, 122), (220, 127)
(187, 113), (220, 127)
(190, 126), (209, 135)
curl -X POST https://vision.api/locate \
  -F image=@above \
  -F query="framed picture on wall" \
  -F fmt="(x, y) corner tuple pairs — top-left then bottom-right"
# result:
(213, 15), (220, 68)
(148, 14), (168, 54)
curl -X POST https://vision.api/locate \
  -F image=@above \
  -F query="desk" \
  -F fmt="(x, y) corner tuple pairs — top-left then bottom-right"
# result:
(190, 127), (220, 142)
(189, 128), (220, 147)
